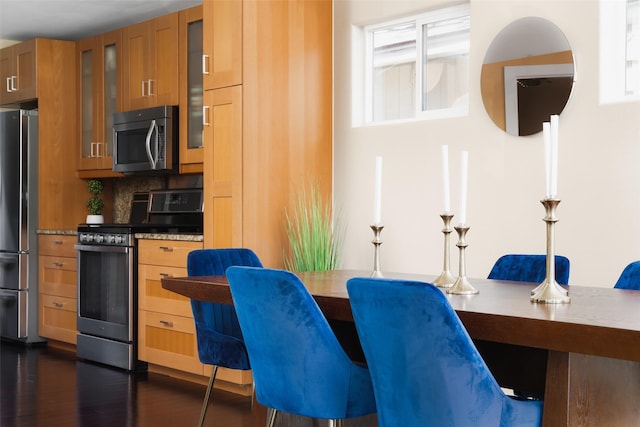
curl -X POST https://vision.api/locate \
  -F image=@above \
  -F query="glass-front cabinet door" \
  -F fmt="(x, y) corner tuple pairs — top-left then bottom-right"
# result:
(179, 6), (204, 173)
(77, 30), (122, 176)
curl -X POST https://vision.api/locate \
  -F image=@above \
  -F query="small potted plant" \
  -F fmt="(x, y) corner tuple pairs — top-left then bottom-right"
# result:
(86, 179), (105, 224)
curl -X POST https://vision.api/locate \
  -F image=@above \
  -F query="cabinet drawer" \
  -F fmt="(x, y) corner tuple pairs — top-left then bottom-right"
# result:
(138, 239), (202, 267)
(39, 235), (77, 257)
(39, 255), (77, 298)
(138, 264), (192, 316)
(138, 310), (203, 375)
(38, 293), (77, 344)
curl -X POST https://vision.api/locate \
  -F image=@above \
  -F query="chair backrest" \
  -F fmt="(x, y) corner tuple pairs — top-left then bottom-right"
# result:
(487, 254), (570, 285)
(187, 248), (262, 368)
(347, 277), (543, 427)
(614, 261), (640, 290)
(226, 266), (375, 420)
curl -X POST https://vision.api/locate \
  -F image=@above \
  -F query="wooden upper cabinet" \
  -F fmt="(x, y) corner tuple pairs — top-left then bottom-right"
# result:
(122, 13), (179, 110)
(0, 39), (37, 105)
(76, 30), (123, 176)
(179, 6), (204, 173)
(202, 0), (242, 90)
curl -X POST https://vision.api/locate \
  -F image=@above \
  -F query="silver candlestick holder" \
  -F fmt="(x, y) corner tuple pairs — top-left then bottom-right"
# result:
(531, 198), (570, 303)
(370, 224), (383, 278)
(447, 225), (478, 295)
(433, 213), (455, 288)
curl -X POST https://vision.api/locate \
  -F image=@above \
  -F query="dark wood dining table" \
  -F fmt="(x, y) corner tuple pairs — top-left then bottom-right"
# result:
(162, 270), (640, 427)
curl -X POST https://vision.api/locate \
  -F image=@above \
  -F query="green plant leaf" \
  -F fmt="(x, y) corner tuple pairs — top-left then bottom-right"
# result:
(284, 183), (344, 272)
(87, 197), (104, 215)
(88, 179), (104, 196)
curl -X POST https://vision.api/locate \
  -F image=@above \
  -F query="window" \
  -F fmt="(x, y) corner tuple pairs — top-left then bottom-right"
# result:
(364, 4), (470, 124)
(600, 0), (640, 103)
(627, 0), (640, 96)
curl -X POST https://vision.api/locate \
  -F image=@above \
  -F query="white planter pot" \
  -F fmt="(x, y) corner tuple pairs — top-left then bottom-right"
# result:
(86, 214), (104, 225)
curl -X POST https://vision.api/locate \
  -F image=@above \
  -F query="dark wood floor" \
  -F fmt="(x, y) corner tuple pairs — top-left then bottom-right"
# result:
(1, 341), (252, 427)
(1, 341), (378, 427)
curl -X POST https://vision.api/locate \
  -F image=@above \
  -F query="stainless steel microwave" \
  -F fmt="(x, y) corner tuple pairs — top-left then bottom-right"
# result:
(112, 105), (178, 173)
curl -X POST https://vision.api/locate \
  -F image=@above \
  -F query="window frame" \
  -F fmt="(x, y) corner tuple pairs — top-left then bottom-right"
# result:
(363, 3), (470, 125)
(599, 0), (640, 104)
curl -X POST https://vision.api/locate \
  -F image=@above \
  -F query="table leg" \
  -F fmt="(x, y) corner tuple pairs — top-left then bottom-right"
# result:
(252, 393), (268, 426)
(543, 351), (640, 426)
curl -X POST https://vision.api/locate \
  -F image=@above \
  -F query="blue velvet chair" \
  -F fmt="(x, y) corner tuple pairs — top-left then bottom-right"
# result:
(613, 261), (640, 290)
(488, 254), (570, 285)
(347, 277), (543, 427)
(226, 266), (377, 427)
(186, 248), (263, 427)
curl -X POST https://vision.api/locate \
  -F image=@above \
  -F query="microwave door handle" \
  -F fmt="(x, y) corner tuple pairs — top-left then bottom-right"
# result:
(145, 119), (157, 169)
(153, 121), (160, 167)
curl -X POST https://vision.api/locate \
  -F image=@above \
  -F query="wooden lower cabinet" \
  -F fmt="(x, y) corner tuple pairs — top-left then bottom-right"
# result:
(137, 239), (252, 390)
(38, 235), (78, 345)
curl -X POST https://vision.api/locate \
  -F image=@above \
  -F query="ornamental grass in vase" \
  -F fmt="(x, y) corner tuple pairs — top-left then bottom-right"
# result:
(86, 179), (105, 224)
(284, 183), (343, 272)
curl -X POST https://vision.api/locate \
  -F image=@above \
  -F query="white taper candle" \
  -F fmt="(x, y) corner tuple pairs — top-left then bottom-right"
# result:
(550, 115), (559, 198)
(459, 151), (468, 225)
(441, 145), (451, 213)
(373, 156), (382, 225)
(543, 121), (551, 198)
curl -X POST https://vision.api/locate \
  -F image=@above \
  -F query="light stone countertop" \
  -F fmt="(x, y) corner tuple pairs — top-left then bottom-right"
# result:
(37, 229), (202, 242)
(37, 229), (78, 235)
(135, 233), (204, 242)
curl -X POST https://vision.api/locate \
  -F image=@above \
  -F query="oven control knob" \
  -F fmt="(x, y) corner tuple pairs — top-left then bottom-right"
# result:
(114, 235), (122, 244)
(87, 234), (94, 242)
(106, 235), (115, 244)
(95, 234), (104, 243)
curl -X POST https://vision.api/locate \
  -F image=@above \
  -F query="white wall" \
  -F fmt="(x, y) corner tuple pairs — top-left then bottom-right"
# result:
(334, 0), (640, 287)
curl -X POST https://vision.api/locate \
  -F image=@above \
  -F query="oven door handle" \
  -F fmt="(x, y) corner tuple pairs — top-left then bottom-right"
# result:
(145, 119), (158, 170)
(74, 244), (131, 254)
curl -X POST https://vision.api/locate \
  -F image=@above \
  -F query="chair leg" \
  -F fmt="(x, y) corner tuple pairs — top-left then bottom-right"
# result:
(328, 420), (344, 427)
(197, 365), (218, 427)
(267, 408), (278, 427)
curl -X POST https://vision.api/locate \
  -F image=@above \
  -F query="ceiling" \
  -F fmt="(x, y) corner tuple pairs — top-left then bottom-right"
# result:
(0, 0), (201, 45)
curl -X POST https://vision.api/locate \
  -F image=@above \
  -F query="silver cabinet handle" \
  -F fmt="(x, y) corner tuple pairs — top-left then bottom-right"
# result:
(7, 76), (17, 92)
(147, 79), (154, 96)
(53, 301), (64, 308)
(202, 54), (209, 75)
(53, 262), (63, 268)
(141, 80), (146, 97)
(159, 320), (174, 327)
(53, 240), (63, 244)
(158, 246), (173, 252)
(159, 272), (174, 278)
(95, 141), (102, 158)
(203, 106), (210, 126)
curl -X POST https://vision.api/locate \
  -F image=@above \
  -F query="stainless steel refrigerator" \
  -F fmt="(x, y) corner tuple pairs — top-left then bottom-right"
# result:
(0, 109), (43, 343)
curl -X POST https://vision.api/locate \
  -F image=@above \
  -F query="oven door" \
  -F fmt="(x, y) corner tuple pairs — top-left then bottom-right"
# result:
(76, 244), (134, 343)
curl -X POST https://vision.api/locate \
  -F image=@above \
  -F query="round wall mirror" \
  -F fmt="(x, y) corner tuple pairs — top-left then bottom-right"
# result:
(480, 17), (575, 136)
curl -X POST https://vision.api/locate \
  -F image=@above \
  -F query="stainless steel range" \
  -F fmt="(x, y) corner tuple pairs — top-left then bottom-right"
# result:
(75, 189), (203, 371)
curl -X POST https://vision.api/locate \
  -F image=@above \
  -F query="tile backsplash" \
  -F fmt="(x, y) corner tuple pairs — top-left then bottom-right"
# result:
(111, 174), (202, 223)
